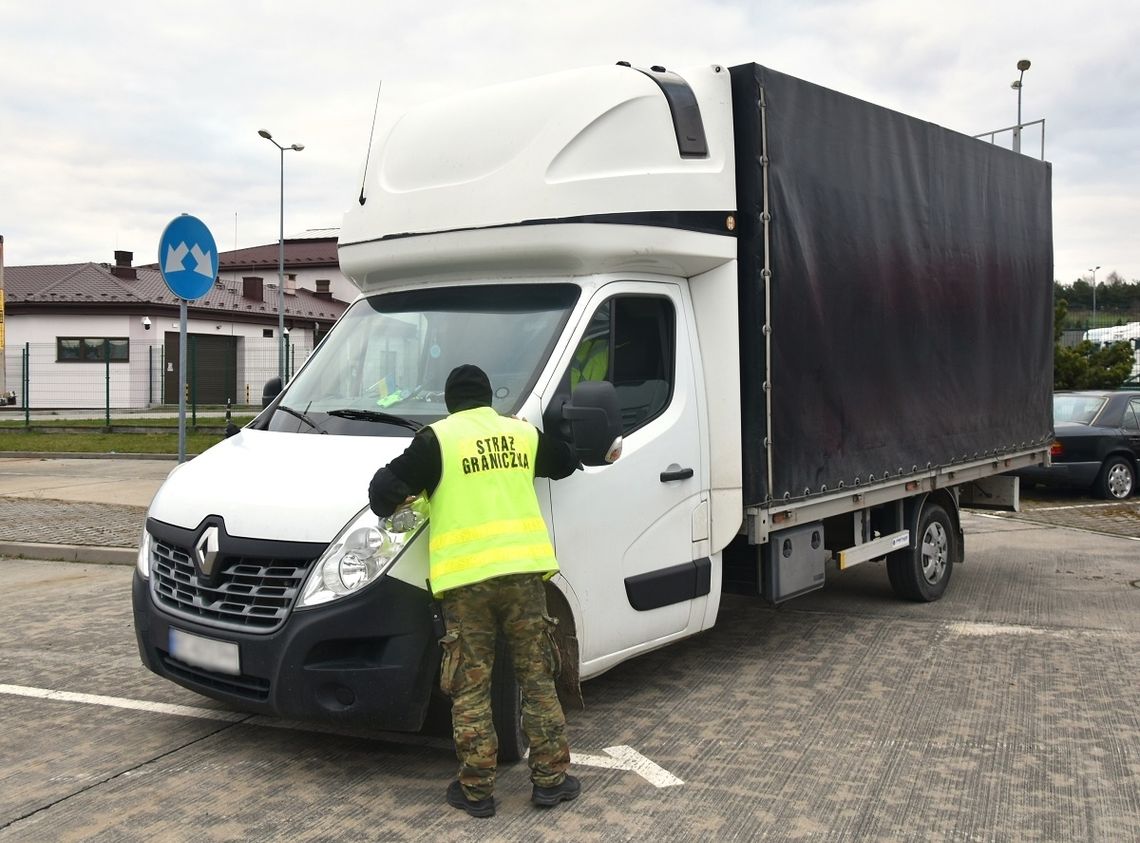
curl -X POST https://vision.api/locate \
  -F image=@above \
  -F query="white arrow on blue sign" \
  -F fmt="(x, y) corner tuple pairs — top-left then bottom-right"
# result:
(158, 214), (218, 300)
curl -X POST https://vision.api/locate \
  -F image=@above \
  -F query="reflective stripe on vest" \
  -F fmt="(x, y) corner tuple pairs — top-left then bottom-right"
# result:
(427, 406), (557, 595)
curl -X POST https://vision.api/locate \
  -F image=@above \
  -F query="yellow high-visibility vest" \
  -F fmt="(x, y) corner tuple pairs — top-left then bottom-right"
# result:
(570, 336), (609, 388)
(427, 406), (558, 595)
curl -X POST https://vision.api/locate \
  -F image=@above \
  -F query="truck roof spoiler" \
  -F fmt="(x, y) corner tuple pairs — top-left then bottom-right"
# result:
(618, 62), (709, 159)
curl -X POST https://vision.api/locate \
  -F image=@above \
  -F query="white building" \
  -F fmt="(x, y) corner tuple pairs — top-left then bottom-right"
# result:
(3, 247), (349, 410)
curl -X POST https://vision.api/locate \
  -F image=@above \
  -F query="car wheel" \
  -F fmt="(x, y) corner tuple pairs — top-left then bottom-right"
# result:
(1095, 456), (1135, 500)
(887, 501), (955, 602)
(491, 635), (528, 763)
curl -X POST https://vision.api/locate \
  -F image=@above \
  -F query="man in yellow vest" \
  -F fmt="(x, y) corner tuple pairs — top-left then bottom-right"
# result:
(569, 332), (609, 388)
(369, 364), (581, 818)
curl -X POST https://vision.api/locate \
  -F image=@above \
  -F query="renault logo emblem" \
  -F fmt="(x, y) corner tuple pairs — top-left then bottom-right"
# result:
(195, 526), (221, 577)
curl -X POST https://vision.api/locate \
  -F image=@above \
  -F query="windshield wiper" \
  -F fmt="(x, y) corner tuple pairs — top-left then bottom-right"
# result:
(275, 403), (326, 433)
(327, 408), (423, 432)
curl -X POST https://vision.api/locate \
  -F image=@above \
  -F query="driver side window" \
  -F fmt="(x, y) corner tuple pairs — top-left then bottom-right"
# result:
(565, 294), (676, 435)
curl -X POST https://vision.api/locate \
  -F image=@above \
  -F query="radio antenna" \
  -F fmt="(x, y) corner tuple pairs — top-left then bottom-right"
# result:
(358, 80), (383, 206)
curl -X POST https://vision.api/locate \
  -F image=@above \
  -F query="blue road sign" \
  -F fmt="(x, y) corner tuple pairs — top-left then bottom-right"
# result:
(158, 215), (218, 300)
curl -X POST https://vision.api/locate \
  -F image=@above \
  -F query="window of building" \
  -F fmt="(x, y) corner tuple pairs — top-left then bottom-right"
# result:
(56, 338), (130, 363)
(263, 328), (274, 338)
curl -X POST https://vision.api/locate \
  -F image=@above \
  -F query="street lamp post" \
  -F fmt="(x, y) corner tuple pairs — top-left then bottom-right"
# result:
(258, 129), (304, 382)
(1090, 265), (1101, 325)
(1010, 59), (1031, 154)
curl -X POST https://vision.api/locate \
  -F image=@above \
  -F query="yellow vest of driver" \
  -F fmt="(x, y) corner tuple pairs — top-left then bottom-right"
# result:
(427, 406), (558, 595)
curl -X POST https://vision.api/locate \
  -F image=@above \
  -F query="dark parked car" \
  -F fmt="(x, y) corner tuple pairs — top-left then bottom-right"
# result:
(1017, 391), (1140, 499)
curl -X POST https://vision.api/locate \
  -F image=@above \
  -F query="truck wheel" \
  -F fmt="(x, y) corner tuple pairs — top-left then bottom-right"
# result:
(1095, 456), (1135, 500)
(491, 636), (528, 763)
(887, 502), (955, 602)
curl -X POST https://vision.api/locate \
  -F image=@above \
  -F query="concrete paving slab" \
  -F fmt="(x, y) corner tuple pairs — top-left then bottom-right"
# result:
(1, 514), (1137, 842)
(0, 456), (173, 508)
(0, 696), (234, 828)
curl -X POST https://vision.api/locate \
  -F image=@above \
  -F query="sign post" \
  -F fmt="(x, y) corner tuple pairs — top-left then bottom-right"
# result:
(158, 215), (218, 463)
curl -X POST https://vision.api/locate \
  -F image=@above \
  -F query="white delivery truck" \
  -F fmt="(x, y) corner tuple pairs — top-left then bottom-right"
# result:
(133, 62), (1054, 757)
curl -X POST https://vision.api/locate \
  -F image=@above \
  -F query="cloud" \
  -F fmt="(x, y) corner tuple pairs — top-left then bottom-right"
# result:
(2, 0), (1138, 284)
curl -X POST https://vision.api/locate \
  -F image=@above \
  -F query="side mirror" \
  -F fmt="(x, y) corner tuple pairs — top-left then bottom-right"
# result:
(261, 377), (283, 408)
(563, 381), (622, 466)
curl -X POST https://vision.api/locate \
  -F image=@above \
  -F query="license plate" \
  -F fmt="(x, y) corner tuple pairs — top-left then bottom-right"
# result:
(169, 627), (241, 676)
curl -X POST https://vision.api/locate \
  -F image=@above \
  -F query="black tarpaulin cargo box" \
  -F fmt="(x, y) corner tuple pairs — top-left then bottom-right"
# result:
(729, 63), (1054, 507)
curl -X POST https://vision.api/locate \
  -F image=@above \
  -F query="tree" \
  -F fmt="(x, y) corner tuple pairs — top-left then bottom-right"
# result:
(1053, 300), (1135, 389)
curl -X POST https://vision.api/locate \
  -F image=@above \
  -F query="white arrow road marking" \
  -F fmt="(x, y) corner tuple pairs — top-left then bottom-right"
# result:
(0, 683), (684, 788)
(190, 243), (214, 277)
(597, 745), (684, 787)
(164, 242), (190, 273)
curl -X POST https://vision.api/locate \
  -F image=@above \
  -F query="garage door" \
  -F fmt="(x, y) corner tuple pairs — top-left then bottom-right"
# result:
(163, 333), (238, 405)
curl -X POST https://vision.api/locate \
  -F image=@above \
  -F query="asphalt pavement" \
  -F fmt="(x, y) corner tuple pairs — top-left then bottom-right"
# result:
(3, 455), (1140, 564)
(1, 455), (1138, 840)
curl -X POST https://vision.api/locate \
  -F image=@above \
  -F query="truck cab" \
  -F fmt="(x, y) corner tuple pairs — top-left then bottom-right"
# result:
(133, 64), (744, 735)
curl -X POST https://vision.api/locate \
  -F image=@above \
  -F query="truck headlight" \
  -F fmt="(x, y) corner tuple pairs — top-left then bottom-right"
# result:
(137, 525), (153, 578)
(298, 499), (428, 608)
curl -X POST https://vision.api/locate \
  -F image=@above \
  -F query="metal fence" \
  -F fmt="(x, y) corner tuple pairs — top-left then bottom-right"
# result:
(1, 337), (314, 423)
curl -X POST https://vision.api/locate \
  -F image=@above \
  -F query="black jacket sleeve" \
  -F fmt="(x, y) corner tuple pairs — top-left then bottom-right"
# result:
(368, 427), (442, 517)
(534, 428), (581, 480)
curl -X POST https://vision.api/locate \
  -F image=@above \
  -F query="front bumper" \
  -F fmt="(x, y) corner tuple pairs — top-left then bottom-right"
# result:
(132, 571), (438, 731)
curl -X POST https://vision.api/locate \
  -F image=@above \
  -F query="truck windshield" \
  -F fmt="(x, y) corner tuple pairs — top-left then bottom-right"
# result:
(272, 283), (580, 435)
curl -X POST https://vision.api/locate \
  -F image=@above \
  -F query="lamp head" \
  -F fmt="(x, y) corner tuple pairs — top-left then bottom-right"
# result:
(1011, 80), (1022, 90)
(1017, 59), (1031, 72)
(258, 129), (273, 140)
(290, 143), (305, 151)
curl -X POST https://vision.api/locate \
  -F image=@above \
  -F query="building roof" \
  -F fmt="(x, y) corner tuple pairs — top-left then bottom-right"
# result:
(5, 261), (348, 322)
(218, 237), (340, 271)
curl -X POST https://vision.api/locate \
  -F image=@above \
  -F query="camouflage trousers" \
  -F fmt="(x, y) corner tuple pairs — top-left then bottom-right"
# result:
(439, 573), (570, 800)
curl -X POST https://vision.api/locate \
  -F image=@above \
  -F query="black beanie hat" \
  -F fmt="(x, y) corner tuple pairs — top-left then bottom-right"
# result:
(445, 364), (493, 412)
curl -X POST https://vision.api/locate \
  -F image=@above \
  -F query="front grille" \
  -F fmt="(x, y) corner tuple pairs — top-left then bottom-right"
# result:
(150, 539), (314, 632)
(159, 650), (271, 701)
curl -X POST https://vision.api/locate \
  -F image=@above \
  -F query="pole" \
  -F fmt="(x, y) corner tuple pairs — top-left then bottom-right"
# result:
(1014, 79), (1022, 154)
(277, 146), (286, 383)
(1091, 266), (1100, 325)
(191, 334), (197, 427)
(104, 339), (111, 428)
(178, 299), (187, 463)
(23, 342), (29, 427)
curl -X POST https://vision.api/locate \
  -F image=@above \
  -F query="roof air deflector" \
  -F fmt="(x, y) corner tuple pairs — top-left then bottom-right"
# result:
(621, 63), (710, 159)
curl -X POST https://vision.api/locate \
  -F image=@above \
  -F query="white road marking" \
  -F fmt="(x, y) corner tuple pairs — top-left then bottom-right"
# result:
(600, 745), (684, 787)
(1024, 501), (1140, 512)
(972, 510), (1140, 541)
(946, 621), (1075, 639)
(0, 683), (245, 722)
(0, 683), (684, 788)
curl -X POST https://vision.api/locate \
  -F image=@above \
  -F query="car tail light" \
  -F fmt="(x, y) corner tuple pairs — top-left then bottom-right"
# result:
(1050, 440), (1064, 457)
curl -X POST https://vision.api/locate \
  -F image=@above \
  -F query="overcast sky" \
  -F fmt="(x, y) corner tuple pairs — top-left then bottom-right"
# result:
(2, 0), (1137, 287)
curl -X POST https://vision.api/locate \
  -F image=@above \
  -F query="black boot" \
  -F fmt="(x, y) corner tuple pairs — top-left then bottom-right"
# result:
(531, 774), (581, 807)
(446, 780), (495, 818)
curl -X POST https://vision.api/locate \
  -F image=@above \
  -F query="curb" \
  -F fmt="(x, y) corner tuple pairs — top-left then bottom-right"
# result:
(0, 541), (136, 565)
